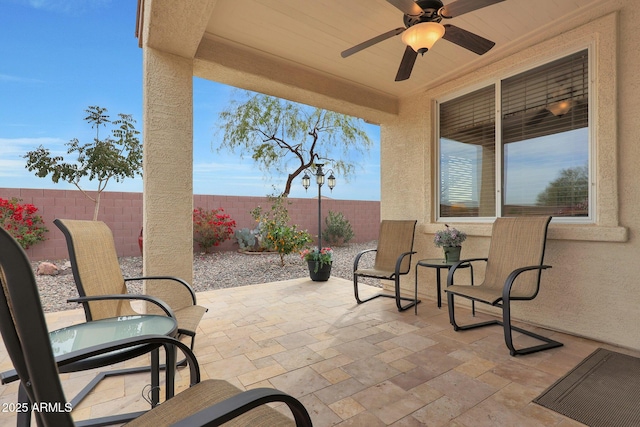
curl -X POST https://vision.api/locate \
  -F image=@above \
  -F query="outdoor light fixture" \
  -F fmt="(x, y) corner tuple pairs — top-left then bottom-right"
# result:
(327, 172), (336, 191)
(401, 22), (445, 54)
(302, 163), (336, 248)
(302, 172), (311, 190)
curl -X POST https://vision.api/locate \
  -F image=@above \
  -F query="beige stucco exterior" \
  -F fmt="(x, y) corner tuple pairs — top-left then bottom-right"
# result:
(139, 0), (639, 350)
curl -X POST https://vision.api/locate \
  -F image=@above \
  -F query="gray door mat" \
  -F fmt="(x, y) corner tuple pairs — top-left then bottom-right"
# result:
(534, 348), (640, 427)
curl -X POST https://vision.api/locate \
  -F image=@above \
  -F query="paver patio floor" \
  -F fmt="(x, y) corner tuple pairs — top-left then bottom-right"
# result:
(1, 277), (636, 426)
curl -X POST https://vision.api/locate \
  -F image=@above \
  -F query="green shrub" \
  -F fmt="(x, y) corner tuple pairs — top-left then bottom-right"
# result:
(250, 194), (312, 265)
(322, 211), (354, 246)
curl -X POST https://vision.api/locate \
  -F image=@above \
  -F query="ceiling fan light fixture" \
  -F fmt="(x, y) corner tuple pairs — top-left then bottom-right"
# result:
(547, 99), (573, 116)
(401, 22), (445, 53)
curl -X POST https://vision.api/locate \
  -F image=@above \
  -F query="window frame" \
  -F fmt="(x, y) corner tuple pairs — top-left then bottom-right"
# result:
(435, 46), (594, 224)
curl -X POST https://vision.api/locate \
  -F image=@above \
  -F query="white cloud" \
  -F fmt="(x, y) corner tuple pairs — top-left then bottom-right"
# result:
(19, 0), (111, 14)
(0, 138), (68, 186)
(0, 74), (45, 84)
(0, 137), (66, 155)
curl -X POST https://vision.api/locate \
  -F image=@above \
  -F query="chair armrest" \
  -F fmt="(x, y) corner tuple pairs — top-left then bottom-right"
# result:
(173, 387), (313, 427)
(67, 294), (175, 318)
(394, 251), (417, 276)
(125, 276), (197, 305)
(446, 258), (488, 286)
(502, 265), (552, 300)
(353, 248), (377, 271)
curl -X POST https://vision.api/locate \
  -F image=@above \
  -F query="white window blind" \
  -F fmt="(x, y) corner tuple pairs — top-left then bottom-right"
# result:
(439, 85), (496, 217)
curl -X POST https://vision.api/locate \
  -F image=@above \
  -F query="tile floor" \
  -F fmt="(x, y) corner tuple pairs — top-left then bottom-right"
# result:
(1, 277), (637, 426)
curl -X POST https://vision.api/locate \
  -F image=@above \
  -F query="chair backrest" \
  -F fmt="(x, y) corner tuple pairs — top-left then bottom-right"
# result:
(483, 216), (551, 298)
(0, 228), (75, 427)
(374, 220), (417, 274)
(54, 219), (136, 321)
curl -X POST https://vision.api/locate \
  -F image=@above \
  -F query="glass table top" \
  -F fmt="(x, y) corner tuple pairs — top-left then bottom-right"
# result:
(49, 315), (177, 357)
(417, 258), (461, 267)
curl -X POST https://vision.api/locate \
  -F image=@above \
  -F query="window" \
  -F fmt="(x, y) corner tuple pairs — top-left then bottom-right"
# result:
(438, 49), (589, 220)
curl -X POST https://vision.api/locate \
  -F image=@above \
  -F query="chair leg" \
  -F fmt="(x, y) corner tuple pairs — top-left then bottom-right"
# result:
(354, 274), (419, 311)
(354, 274), (383, 304)
(447, 293), (498, 331)
(448, 293), (563, 356)
(502, 297), (563, 356)
(393, 275), (420, 312)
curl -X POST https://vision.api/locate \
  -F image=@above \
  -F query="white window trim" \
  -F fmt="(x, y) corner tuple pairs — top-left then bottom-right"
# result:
(425, 11), (627, 243)
(435, 47), (593, 224)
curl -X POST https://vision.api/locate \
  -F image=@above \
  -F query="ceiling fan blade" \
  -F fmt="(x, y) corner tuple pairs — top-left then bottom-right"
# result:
(440, 0), (505, 18)
(395, 46), (418, 81)
(526, 108), (551, 127)
(442, 24), (495, 55)
(341, 27), (406, 58)
(386, 0), (424, 16)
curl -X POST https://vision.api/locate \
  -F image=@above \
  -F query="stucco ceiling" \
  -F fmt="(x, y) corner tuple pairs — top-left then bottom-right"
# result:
(202, 0), (596, 99)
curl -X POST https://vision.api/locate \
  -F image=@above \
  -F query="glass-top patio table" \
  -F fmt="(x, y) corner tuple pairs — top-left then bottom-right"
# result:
(2, 314), (178, 427)
(415, 259), (475, 315)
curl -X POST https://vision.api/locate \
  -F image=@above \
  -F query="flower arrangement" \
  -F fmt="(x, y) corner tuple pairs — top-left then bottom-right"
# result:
(433, 224), (467, 248)
(300, 247), (333, 272)
(193, 207), (237, 253)
(0, 197), (48, 249)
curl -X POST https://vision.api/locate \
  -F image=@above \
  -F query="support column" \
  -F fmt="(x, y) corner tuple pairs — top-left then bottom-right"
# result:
(142, 47), (194, 289)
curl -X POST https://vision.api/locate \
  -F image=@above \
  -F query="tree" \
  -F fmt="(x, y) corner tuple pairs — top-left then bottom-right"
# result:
(536, 165), (589, 214)
(216, 91), (373, 196)
(24, 106), (142, 220)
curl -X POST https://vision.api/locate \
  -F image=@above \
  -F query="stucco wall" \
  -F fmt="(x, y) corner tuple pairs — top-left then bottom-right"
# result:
(0, 188), (380, 261)
(380, 2), (640, 351)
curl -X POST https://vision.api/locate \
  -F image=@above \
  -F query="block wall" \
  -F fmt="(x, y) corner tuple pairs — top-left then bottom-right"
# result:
(1, 188), (380, 261)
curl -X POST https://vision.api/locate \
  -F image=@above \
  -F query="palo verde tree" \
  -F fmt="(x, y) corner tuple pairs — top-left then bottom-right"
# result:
(216, 91), (373, 196)
(24, 106), (142, 220)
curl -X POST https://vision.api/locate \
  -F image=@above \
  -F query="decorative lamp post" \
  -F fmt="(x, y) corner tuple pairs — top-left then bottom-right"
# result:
(302, 163), (335, 248)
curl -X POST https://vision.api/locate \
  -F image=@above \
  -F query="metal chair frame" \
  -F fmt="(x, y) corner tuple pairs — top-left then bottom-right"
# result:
(353, 220), (418, 312)
(445, 216), (563, 356)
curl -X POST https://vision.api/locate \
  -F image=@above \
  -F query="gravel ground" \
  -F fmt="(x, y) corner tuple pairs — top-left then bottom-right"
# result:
(33, 241), (380, 313)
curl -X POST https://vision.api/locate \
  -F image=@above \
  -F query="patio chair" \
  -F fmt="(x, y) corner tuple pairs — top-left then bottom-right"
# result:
(54, 218), (207, 352)
(445, 216), (563, 356)
(0, 227), (312, 427)
(353, 220), (418, 311)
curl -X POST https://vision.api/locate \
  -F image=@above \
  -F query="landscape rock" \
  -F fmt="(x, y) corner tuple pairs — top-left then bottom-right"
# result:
(37, 262), (59, 276)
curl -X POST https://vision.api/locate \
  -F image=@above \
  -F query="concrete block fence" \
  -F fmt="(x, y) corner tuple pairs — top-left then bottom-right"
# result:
(1, 188), (380, 261)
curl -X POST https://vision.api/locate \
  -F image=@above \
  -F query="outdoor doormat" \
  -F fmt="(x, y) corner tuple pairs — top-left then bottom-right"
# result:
(534, 348), (640, 427)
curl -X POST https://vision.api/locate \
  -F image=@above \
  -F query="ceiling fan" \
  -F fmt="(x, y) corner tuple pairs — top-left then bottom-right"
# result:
(341, 0), (505, 81)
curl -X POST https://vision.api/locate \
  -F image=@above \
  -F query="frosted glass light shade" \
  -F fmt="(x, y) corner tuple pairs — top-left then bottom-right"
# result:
(401, 22), (445, 52)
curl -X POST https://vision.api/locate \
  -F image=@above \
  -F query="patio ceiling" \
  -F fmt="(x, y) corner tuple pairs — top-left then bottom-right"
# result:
(200, 0), (596, 100)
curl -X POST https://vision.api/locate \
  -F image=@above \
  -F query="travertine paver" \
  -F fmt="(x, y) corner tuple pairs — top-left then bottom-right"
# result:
(0, 277), (633, 426)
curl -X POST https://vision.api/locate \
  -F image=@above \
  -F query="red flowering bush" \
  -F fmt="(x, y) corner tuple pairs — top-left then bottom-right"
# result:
(0, 197), (48, 249)
(193, 207), (236, 253)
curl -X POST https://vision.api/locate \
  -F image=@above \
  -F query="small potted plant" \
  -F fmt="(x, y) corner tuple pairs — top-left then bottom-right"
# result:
(300, 247), (333, 281)
(434, 224), (467, 262)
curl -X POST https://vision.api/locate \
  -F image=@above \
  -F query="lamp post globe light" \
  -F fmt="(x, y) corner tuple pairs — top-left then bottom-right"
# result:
(302, 163), (335, 248)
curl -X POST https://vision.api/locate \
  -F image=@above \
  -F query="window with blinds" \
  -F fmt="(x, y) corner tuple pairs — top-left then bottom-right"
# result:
(438, 49), (590, 220)
(439, 85), (496, 217)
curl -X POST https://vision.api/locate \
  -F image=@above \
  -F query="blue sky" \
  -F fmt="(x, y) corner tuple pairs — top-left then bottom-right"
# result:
(0, 0), (381, 200)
